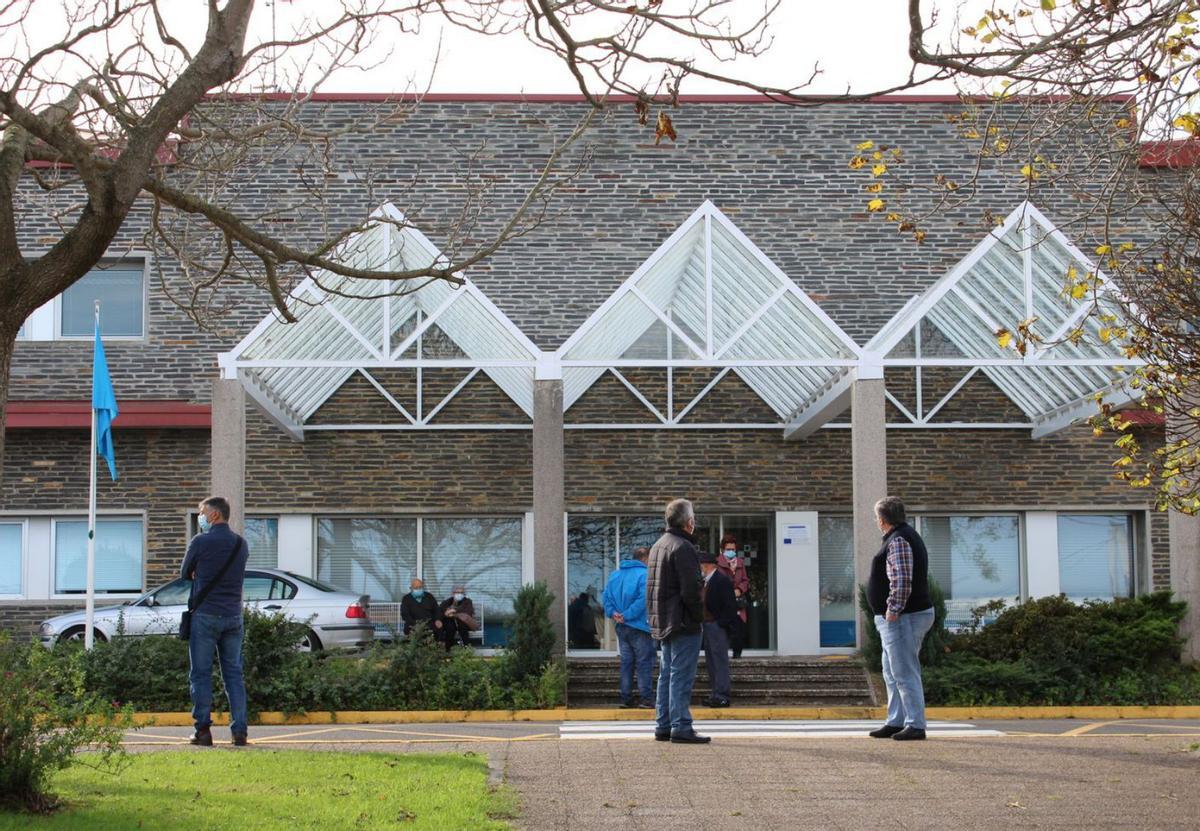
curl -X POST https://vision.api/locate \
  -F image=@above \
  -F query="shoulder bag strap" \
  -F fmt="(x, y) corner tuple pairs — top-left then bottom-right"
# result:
(188, 534), (245, 613)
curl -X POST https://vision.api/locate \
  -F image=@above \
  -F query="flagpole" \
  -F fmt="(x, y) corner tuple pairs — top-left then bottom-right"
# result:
(85, 301), (99, 650)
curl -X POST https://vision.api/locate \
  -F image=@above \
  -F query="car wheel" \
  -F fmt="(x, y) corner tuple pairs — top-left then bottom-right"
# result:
(297, 629), (323, 652)
(60, 626), (107, 645)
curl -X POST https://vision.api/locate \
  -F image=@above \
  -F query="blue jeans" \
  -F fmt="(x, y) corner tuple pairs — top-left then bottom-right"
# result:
(189, 612), (248, 736)
(655, 629), (702, 736)
(876, 607), (936, 730)
(616, 623), (655, 703)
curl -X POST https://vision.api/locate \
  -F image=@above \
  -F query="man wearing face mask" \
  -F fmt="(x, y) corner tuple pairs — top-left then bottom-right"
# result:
(181, 496), (249, 748)
(437, 584), (477, 650)
(715, 534), (750, 658)
(400, 578), (442, 638)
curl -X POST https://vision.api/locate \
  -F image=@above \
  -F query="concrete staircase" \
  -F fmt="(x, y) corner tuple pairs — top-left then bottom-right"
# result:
(567, 656), (875, 708)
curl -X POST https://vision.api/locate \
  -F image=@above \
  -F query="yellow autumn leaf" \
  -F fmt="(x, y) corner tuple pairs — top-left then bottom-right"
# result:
(996, 328), (1013, 349)
(1095, 244), (1111, 255)
(913, 230), (927, 244)
(848, 156), (866, 170)
(1179, 12), (1196, 24)
(1041, 0), (1056, 9)
(1115, 118), (1131, 129)
(865, 182), (884, 193)
(1019, 164), (1040, 180)
(872, 163), (888, 176)
(1118, 241), (1135, 252)
(867, 198), (886, 212)
(856, 140), (874, 151)
(885, 212), (902, 222)
(1070, 283), (1088, 300)
(1098, 327), (1113, 343)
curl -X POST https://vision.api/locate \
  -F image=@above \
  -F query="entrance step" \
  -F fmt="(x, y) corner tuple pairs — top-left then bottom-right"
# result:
(567, 656), (874, 708)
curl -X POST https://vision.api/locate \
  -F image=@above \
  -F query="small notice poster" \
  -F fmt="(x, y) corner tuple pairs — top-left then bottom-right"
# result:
(783, 523), (810, 546)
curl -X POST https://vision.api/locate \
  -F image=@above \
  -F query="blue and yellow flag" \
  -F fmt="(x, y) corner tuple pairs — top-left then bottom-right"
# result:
(92, 321), (118, 481)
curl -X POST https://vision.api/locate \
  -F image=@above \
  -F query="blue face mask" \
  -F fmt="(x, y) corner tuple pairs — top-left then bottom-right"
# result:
(411, 589), (425, 600)
(454, 593), (464, 602)
(198, 513), (211, 533)
(723, 550), (736, 560)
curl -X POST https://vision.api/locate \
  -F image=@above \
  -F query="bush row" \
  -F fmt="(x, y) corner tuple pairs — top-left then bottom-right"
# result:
(861, 586), (1200, 706)
(53, 581), (565, 714)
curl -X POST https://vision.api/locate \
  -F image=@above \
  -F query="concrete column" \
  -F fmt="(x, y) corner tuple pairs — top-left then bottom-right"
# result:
(532, 377), (566, 653)
(211, 378), (246, 534)
(851, 376), (887, 649)
(1169, 510), (1200, 663)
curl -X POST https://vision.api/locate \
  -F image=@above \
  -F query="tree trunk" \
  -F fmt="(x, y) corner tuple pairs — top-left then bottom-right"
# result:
(0, 320), (16, 485)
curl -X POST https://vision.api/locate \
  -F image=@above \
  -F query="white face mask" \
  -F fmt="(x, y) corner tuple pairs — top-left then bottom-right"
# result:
(453, 593), (464, 602)
(198, 512), (212, 533)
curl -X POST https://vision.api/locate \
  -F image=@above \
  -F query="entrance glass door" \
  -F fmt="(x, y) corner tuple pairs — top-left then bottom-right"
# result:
(694, 513), (774, 651)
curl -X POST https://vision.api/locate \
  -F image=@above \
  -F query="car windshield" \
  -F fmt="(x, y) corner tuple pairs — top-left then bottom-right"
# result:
(285, 572), (340, 593)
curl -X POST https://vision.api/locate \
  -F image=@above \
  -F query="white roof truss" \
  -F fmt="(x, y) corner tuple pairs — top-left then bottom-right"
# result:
(867, 201), (1140, 438)
(218, 204), (541, 438)
(557, 201), (862, 428)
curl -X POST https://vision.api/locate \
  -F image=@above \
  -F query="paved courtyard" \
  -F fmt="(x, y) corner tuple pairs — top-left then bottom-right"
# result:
(124, 719), (1200, 829)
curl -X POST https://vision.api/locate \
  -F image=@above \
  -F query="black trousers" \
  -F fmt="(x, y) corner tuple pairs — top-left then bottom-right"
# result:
(439, 619), (472, 650)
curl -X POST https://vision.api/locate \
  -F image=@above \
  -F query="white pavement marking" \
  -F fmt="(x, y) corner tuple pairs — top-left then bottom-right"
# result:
(559, 720), (1005, 740)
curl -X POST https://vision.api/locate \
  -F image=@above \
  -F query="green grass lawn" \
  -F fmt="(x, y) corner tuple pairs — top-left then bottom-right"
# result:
(0, 750), (517, 830)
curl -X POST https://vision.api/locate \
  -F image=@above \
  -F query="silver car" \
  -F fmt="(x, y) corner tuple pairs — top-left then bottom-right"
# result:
(38, 569), (373, 651)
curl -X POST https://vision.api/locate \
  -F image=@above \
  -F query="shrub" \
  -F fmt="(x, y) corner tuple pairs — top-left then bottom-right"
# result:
(503, 582), (557, 684)
(923, 592), (1200, 706)
(0, 635), (131, 813)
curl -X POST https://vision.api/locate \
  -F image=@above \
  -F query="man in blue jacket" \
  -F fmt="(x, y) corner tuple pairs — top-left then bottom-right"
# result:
(603, 546), (654, 708)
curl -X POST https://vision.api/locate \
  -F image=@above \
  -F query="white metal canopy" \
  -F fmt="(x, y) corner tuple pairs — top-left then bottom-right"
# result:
(865, 201), (1141, 439)
(556, 201), (863, 428)
(218, 204), (541, 439)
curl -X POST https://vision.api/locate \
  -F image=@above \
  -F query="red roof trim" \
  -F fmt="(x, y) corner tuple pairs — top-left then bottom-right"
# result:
(7, 400), (211, 429)
(1140, 139), (1200, 168)
(210, 92), (1134, 105)
(1121, 409), (1165, 427)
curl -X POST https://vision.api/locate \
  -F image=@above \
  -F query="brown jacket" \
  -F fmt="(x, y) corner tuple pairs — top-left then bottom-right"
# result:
(645, 528), (703, 640)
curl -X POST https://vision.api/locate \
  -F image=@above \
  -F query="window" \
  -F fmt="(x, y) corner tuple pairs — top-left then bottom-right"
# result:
(60, 261), (144, 337)
(316, 517), (417, 604)
(918, 515), (1021, 629)
(244, 517), (279, 568)
(1057, 514), (1134, 600)
(818, 516), (855, 647)
(54, 518), (143, 594)
(0, 522), (23, 595)
(423, 517), (523, 647)
(150, 578), (192, 607)
(566, 516), (615, 650)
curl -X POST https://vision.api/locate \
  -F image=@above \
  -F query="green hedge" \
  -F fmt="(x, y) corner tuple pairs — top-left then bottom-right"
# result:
(923, 592), (1200, 706)
(50, 582), (565, 714)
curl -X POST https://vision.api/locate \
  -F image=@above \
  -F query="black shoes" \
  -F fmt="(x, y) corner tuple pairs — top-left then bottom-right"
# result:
(189, 728), (213, 747)
(654, 731), (671, 741)
(232, 733), (249, 747)
(704, 698), (731, 708)
(670, 731), (712, 744)
(892, 727), (927, 741)
(869, 724), (904, 739)
(619, 700), (635, 709)
(636, 702), (655, 709)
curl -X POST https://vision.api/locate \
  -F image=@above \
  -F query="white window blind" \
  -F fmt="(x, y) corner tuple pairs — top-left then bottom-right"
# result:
(919, 515), (1020, 627)
(0, 523), (21, 595)
(244, 517), (279, 568)
(1057, 514), (1133, 600)
(54, 519), (143, 594)
(316, 517), (416, 603)
(423, 517), (522, 630)
(818, 515), (855, 647)
(61, 262), (144, 337)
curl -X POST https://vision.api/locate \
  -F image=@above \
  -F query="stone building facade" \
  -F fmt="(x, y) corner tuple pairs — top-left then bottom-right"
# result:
(0, 95), (1184, 655)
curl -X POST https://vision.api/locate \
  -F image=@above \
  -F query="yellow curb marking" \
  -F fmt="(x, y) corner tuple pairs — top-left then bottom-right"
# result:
(1061, 721), (1116, 737)
(251, 727), (351, 743)
(336, 725), (525, 742)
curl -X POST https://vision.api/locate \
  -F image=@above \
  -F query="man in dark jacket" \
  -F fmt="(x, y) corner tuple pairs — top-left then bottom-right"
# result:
(699, 551), (738, 708)
(866, 495), (935, 741)
(646, 498), (709, 744)
(181, 496), (250, 747)
(437, 584), (476, 651)
(400, 578), (442, 637)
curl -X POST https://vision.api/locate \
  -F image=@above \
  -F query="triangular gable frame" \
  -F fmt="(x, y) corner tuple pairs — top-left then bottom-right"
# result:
(218, 204), (541, 439)
(555, 201), (862, 424)
(866, 201), (1142, 437)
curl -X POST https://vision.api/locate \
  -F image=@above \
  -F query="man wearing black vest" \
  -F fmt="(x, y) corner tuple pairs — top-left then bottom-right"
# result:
(866, 495), (935, 741)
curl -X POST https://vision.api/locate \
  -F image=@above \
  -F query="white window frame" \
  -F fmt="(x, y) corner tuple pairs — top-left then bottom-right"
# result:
(49, 512), (147, 599)
(912, 511), (1027, 618)
(54, 256), (150, 341)
(0, 518), (28, 599)
(15, 255), (150, 342)
(1054, 510), (1140, 599)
